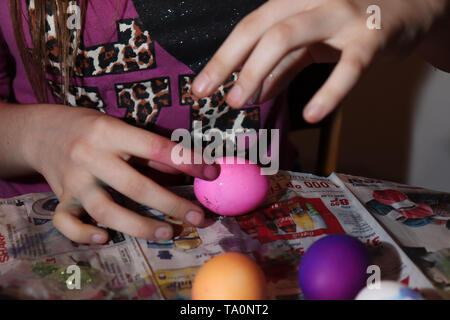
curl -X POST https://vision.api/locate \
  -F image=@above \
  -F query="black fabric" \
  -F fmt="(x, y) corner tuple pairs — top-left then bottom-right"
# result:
(132, 0), (266, 73)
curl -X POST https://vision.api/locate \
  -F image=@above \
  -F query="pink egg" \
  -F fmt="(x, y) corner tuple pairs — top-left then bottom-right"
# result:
(194, 157), (270, 216)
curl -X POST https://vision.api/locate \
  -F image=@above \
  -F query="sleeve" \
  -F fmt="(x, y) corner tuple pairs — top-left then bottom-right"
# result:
(0, 28), (13, 101)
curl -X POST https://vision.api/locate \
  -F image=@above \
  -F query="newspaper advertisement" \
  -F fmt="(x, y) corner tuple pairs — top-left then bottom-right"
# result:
(0, 171), (444, 299)
(337, 173), (450, 299)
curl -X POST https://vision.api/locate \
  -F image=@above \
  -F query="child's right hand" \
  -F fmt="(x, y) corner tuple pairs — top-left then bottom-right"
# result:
(22, 104), (219, 244)
(193, 0), (450, 123)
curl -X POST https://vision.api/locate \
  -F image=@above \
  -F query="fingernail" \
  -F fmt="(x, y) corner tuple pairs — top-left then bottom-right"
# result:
(304, 104), (324, 122)
(155, 227), (172, 240)
(193, 73), (210, 96)
(227, 84), (243, 107)
(203, 164), (220, 180)
(186, 211), (204, 226)
(246, 88), (261, 105)
(92, 234), (107, 244)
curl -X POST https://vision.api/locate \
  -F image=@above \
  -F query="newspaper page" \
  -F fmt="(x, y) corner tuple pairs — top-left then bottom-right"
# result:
(0, 193), (163, 300)
(336, 173), (450, 299)
(0, 171), (439, 299)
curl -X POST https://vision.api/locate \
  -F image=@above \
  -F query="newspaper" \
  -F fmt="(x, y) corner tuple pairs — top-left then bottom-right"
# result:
(0, 171), (447, 300)
(0, 193), (163, 300)
(337, 174), (450, 299)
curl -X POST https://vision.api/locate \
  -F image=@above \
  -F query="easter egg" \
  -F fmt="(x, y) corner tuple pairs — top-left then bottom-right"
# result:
(355, 281), (424, 300)
(192, 252), (267, 300)
(298, 234), (370, 300)
(194, 157), (270, 216)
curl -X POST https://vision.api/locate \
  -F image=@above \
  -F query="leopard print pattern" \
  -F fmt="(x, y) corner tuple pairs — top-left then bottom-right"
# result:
(75, 18), (155, 77)
(29, 0), (155, 77)
(48, 80), (106, 112)
(115, 77), (171, 128)
(179, 72), (260, 144)
(28, 0), (156, 115)
(28, 0), (78, 76)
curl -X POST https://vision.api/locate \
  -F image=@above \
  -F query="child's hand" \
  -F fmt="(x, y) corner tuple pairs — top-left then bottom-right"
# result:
(192, 0), (449, 123)
(23, 105), (219, 244)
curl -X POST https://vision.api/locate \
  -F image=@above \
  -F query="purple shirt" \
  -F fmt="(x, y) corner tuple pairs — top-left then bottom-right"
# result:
(0, 0), (293, 198)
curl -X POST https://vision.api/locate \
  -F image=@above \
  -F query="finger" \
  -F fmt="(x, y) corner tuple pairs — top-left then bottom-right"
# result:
(53, 197), (109, 244)
(226, 8), (334, 108)
(90, 155), (206, 228)
(77, 185), (175, 241)
(256, 48), (313, 104)
(129, 157), (183, 175)
(192, 0), (320, 97)
(147, 160), (183, 175)
(303, 45), (374, 123)
(109, 123), (219, 181)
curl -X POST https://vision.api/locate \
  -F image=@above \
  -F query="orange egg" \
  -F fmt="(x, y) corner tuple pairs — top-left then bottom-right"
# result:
(192, 252), (267, 300)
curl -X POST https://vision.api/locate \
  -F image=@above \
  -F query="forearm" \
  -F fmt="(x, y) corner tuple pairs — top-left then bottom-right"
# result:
(0, 101), (45, 178)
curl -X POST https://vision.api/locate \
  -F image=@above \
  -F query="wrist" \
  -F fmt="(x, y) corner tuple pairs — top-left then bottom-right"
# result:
(0, 102), (51, 177)
(20, 103), (61, 174)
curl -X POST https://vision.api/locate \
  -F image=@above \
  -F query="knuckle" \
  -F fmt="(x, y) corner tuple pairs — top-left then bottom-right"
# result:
(325, 0), (365, 28)
(333, 0), (360, 18)
(239, 68), (258, 87)
(68, 138), (91, 164)
(87, 201), (109, 222)
(345, 49), (367, 72)
(61, 175), (78, 194)
(90, 114), (111, 137)
(67, 117), (112, 165)
(52, 212), (83, 242)
(69, 229), (86, 243)
(166, 198), (185, 219)
(235, 13), (258, 35)
(134, 221), (158, 239)
(124, 178), (148, 200)
(52, 211), (64, 227)
(320, 83), (342, 103)
(270, 22), (293, 46)
(81, 115), (114, 147)
(324, 86), (340, 103)
(148, 136), (170, 158)
(207, 56), (228, 80)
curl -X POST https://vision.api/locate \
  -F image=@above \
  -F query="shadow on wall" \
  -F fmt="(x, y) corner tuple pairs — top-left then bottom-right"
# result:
(337, 55), (429, 184)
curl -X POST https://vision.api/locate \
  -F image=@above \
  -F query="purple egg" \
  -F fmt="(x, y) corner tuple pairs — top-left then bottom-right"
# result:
(298, 234), (370, 300)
